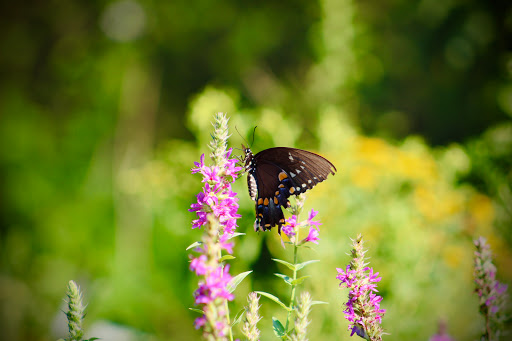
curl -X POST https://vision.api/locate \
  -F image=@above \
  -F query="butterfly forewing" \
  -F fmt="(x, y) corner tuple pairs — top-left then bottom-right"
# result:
(245, 147), (336, 233)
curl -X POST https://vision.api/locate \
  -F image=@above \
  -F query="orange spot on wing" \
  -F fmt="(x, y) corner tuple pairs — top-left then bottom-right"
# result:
(279, 172), (288, 181)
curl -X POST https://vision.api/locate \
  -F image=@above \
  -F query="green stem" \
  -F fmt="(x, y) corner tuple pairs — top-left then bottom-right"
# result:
(225, 298), (234, 341)
(218, 248), (234, 341)
(285, 220), (300, 337)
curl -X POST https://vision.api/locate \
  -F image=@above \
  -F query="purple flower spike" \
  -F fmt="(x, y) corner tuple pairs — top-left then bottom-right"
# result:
(337, 235), (386, 341)
(473, 236), (509, 340)
(189, 113), (242, 340)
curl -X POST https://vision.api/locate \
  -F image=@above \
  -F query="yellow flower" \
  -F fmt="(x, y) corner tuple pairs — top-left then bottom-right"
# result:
(351, 165), (377, 189)
(414, 185), (464, 222)
(468, 194), (495, 228)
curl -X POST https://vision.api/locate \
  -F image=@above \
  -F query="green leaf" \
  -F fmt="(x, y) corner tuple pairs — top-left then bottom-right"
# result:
(85, 338), (100, 341)
(231, 309), (245, 327)
(227, 271), (252, 293)
(272, 317), (286, 338)
(291, 275), (310, 286)
(219, 255), (236, 262)
(311, 301), (329, 306)
(274, 273), (293, 285)
(255, 291), (292, 312)
(230, 232), (246, 238)
(295, 260), (319, 271)
(186, 241), (202, 251)
(189, 308), (205, 314)
(272, 258), (296, 271)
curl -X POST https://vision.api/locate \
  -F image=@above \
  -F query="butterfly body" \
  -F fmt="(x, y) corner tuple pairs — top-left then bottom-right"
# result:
(243, 146), (336, 232)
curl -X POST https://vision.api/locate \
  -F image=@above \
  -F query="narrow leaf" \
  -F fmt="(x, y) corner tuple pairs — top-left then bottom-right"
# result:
(255, 291), (292, 312)
(186, 241), (202, 251)
(219, 255), (236, 262)
(227, 271), (252, 293)
(291, 275), (310, 286)
(272, 317), (286, 338)
(188, 308), (204, 314)
(272, 258), (296, 271)
(295, 259), (320, 271)
(274, 273), (292, 285)
(311, 300), (329, 306)
(230, 232), (246, 238)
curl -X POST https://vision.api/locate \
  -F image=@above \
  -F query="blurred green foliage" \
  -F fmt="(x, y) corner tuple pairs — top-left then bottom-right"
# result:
(0, 0), (511, 340)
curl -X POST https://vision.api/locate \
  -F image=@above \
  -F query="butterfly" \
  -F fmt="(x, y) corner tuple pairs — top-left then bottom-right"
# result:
(242, 145), (336, 233)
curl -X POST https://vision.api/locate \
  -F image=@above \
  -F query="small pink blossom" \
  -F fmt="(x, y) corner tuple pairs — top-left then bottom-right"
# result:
(307, 209), (322, 228)
(190, 255), (209, 275)
(303, 227), (320, 244)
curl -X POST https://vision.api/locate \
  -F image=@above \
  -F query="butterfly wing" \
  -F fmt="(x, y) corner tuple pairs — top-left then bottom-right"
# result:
(249, 160), (289, 230)
(249, 147), (336, 232)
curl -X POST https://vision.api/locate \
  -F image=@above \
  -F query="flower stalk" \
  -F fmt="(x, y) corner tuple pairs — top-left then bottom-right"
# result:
(279, 195), (322, 337)
(189, 113), (242, 341)
(241, 292), (262, 341)
(473, 236), (509, 341)
(291, 291), (312, 341)
(64, 280), (85, 341)
(337, 235), (386, 341)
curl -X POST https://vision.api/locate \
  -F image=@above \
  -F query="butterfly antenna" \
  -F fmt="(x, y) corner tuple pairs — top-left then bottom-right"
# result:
(235, 125), (250, 148)
(250, 126), (257, 148)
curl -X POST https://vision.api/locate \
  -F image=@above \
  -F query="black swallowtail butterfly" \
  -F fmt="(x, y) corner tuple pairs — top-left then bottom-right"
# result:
(243, 145), (336, 233)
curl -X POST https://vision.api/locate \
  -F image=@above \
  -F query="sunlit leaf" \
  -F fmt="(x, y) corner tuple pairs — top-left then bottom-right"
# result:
(227, 271), (252, 293)
(311, 301), (328, 306)
(295, 260), (319, 271)
(219, 255), (236, 262)
(274, 273), (292, 285)
(291, 275), (310, 286)
(186, 241), (203, 251)
(272, 258), (296, 271)
(255, 291), (292, 312)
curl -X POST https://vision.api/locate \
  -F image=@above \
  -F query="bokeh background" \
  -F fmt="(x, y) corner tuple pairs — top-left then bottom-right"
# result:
(1, 0), (512, 340)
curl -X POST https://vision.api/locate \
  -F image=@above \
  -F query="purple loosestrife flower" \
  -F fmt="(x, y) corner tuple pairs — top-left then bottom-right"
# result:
(188, 113), (242, 341)
(473, 236), (509, 341)
(280, 208), (322, 247)
(336, 234), (386, 341)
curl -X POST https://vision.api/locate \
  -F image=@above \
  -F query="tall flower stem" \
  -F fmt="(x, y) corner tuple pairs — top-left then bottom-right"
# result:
(285, 200), (303, 333)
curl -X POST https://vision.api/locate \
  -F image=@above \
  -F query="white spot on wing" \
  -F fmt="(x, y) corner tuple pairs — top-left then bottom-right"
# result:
(288, 153), (294, 161)
(308, 180), (312, 183)
(290, 172), (296, 178)
(300, 165), (305, 169)
(302, 183), (306, 188)
(296, 169), (301, 174)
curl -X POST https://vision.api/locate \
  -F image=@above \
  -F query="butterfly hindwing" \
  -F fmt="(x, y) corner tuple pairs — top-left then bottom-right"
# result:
(244, 146), (336, 233)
